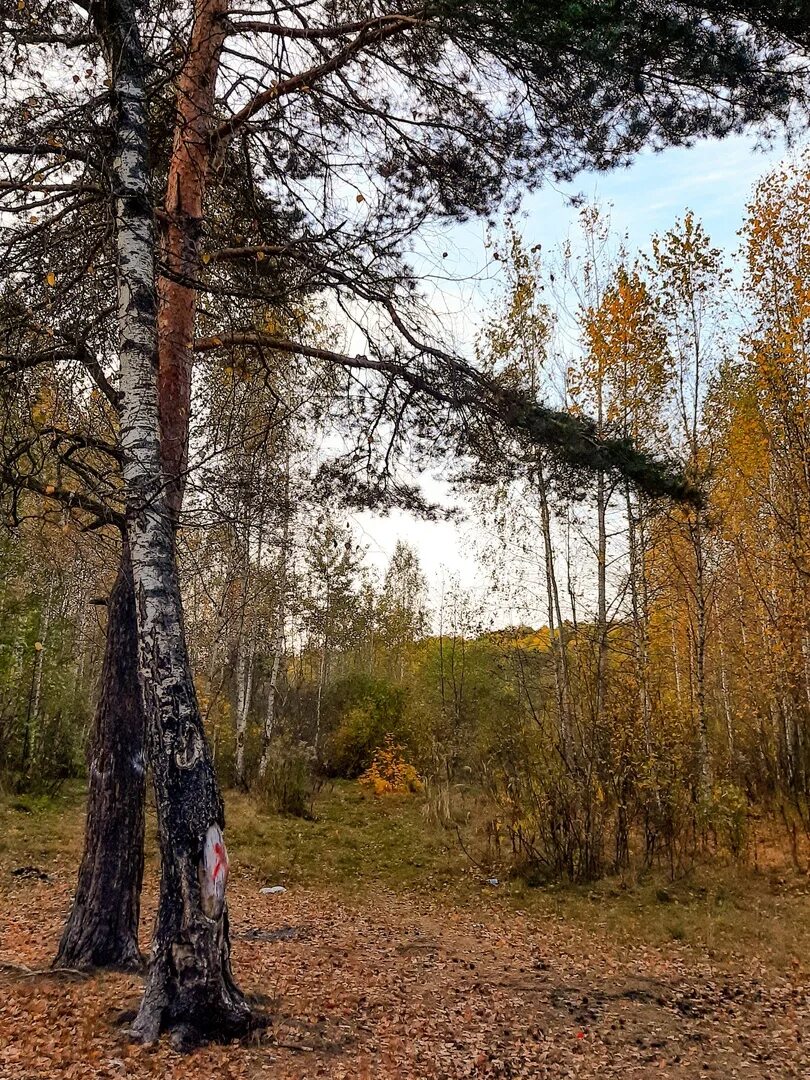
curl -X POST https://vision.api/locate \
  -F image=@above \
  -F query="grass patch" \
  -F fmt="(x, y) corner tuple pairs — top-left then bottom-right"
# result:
(2, 779), (808, 977)
(0, 781), (88, 871)
(227, 780), (473, 894)
(504, 860), (810, 974)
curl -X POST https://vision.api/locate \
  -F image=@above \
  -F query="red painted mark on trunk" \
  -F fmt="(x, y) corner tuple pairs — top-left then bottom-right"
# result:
(212, 841), (227, 881)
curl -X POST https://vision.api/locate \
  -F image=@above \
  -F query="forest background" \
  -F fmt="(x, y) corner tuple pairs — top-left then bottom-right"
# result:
(6, 137), (810, 888)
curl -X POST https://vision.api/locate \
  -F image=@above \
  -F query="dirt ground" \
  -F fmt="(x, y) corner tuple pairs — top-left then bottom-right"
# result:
(1, 862), (808, 1080)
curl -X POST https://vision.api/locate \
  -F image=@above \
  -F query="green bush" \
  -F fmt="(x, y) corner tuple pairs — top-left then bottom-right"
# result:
(323, 673), (408, 777)
(702, 781), (750, 857)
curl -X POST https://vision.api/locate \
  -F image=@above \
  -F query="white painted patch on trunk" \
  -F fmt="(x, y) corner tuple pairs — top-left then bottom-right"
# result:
(199, 823), (228, 919)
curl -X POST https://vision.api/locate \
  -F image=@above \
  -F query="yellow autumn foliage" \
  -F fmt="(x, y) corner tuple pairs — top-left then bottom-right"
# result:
(359, 735), (422, 797)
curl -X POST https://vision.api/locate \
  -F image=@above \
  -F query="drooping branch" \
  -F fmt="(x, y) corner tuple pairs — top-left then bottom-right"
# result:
(193, 331), (701, 503)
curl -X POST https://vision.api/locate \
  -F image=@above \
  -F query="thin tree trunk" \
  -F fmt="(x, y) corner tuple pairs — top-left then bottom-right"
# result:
(626, 484), (653, 756)
(259, 638), (283, 779)
(595, 468), (608, 731)
(259, 460), (291, 779)
(55, 541), (145, 970)
(31, 576), (53, 723)
(691, 513), (711, 796)
(259, 551), (288, 780)
(72, 586), (90, 710)
(713, 595), (734, 760)
(234, 634), (255, 789)
(671, 619), (683, 708)
(538, 464), (573, 762)
(22, 578), (53, 777)
(235, 515), (263, 788)
(315, 633), (327, 755)
(100, 0), (248, 1043)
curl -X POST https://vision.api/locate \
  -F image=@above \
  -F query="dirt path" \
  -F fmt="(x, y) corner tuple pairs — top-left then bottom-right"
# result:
(0, 869), (807, 1078)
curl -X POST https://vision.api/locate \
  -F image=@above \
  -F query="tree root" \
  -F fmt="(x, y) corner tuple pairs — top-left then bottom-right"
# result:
(129, 959), (253, 1049)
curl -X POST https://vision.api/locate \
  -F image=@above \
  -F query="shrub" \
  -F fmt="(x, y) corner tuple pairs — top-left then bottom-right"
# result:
(323, 673), (408, 777)
(257, 735), (319, 818)
(702, 781), (750, 857)
(360, 735), (422, 796)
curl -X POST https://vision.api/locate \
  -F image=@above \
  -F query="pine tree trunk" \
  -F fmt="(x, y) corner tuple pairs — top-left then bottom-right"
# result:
(55, 541), (145, 971)
(157, 0), (227, 514)
(100, 0), (248, 1044)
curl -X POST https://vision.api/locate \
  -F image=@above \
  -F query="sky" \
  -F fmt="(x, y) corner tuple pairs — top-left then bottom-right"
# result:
(352, 131), (794, 621)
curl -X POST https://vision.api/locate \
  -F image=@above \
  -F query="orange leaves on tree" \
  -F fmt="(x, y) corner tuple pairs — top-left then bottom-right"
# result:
(359, 735), (422, 796)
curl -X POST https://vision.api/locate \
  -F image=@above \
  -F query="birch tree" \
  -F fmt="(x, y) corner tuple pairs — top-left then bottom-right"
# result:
(96, 0), (250, 1042)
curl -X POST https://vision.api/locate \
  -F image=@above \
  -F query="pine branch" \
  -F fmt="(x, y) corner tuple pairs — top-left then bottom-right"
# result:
(193, 331), (701, 504)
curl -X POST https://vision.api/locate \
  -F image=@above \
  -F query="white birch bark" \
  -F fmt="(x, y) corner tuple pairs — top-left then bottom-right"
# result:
(96, 0), (247, 1042)
(259, 636), (284, 778)
(259, 465), (291, 779)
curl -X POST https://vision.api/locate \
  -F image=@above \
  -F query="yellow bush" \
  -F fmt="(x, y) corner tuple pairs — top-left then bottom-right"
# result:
(359, 735), (422, 796)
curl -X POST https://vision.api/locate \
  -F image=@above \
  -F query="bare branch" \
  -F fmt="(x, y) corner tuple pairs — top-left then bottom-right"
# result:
(0, 143), (97, 166)
(225, 12), (423, 40)
(213, 12), (421, 144)
(0, 466), (124, 527)
(0, 181), (102, 195)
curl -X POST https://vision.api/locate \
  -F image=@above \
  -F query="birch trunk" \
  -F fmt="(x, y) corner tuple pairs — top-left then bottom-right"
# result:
(259, 465), (290, 779)
(595, 469), (608, 732)
(31, 577), (53, 724)
(259, 635), (284, 779)
(625, 484), (653, 757)
(538, 464), (573, 762)
(671, 620), (683, 707)
(690, 512), (711, 796)
(234, 634), (255, 789)
(713, 595), (734, 759)
(234, 516), (263, 788)
(99, 0), (248, 1043)
(22, 579), (53, 776)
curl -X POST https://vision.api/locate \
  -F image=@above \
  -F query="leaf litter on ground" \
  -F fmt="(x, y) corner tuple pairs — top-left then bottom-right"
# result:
(1, 861), (808, 1079)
